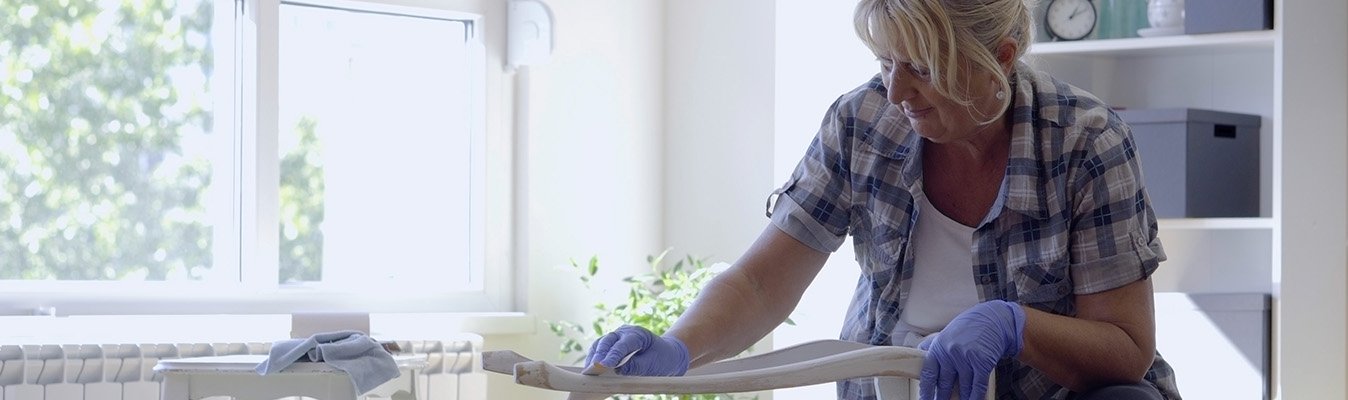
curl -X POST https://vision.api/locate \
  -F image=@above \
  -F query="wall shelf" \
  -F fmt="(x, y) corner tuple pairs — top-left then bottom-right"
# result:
(1158, 217), (1274, 230)
(1029, 30), (1274, 57)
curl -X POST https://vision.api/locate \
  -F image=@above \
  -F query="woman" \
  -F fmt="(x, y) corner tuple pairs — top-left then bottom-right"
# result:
(584, 0), (1180, 399)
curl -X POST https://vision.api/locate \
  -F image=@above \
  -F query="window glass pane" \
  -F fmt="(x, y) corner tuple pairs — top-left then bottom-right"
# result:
(278, 3), (474, 289)
(0, 0), (226, 281)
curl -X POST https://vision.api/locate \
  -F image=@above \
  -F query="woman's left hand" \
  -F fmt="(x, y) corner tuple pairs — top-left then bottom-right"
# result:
(917, 300), (1026, 400)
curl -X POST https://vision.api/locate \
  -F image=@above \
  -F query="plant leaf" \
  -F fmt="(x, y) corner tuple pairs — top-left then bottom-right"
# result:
(556, 251), (768, 400)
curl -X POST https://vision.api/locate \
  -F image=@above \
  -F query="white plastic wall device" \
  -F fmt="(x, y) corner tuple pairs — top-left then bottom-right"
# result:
(507, 0), (554, 68)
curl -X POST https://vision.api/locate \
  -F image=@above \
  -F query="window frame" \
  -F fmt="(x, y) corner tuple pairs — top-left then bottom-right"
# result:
(0, 0), (511, 316)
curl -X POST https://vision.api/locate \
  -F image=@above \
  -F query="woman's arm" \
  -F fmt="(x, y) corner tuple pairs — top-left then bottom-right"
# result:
(1017, 277), (1157, 391)
(665, 223), (830, 368)
(1014, 115), (1164, 391)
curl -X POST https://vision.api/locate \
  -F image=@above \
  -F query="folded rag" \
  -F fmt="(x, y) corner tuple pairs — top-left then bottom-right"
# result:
(255, 330), (399, 394)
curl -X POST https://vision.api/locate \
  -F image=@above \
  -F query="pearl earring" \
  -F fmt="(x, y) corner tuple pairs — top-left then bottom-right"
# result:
(995, 90), (1006, 100)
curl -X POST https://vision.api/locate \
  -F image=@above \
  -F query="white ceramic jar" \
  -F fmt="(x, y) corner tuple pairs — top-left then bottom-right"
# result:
(1148, 0), (1185, 28)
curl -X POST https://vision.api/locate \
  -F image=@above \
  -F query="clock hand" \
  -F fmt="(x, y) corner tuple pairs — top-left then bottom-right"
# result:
(1070, 5), (1084, 19)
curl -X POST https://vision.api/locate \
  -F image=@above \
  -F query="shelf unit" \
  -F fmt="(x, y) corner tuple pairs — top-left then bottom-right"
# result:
(1025, 1), (1348, 397)
(1030, 30), (1274, 56)
(1028, 24), (1282, 400)
(1157, 217), (1274, 230)
(1028, 30), (1277, 296)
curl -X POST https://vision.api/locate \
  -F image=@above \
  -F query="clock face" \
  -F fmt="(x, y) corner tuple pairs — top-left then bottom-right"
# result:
(1045, 0), (1096, 41)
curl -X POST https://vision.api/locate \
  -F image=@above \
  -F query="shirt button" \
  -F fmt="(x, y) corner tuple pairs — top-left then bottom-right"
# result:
(979, 276), (993, 284)
(1057, 285), (1071, 295)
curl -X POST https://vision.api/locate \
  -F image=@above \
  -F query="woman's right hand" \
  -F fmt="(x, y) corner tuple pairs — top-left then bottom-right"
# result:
(585, 325), (691, 376)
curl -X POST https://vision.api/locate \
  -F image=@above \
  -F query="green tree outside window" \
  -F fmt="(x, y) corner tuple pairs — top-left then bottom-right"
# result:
(1, 0), (326, 283)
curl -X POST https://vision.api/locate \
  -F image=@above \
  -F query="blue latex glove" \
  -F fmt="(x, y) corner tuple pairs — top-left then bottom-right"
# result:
(917, 300), (1026, 400)
(585, 325), (691, 376)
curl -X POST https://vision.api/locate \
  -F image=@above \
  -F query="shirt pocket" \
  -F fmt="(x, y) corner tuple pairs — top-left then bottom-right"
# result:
(1013, 259), (1074, 306)
(855, 208), (909, 276)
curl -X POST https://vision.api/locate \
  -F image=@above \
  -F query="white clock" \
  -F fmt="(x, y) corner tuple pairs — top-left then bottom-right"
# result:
(1045, 0), (1097, 41)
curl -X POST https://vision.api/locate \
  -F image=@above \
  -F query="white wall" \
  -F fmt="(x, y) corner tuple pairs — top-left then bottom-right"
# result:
(659, 2), (776, 398)
(769, 1), (876, 399)
(662, 0), (776, 265)
(483, 1), (666, 398)
(658, 1), (881, 399)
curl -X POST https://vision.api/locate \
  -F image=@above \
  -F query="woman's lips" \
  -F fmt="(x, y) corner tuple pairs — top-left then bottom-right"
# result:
(904, 107), (933, 119)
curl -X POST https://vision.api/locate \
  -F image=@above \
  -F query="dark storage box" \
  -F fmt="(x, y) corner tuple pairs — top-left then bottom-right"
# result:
(1155, 293), (1269, 399)
(1185, 0), (1273, 34)
(1118, 108), (1261, 218)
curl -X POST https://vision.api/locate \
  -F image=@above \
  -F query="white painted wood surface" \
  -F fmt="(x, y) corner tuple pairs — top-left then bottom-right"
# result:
(484, 340), (927, 397)
(1276, 0), (1348, 398)
(484, 340), (1001, 399)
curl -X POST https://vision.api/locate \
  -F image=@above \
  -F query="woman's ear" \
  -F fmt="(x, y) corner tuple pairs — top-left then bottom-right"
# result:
(996, 38), (1018, 75)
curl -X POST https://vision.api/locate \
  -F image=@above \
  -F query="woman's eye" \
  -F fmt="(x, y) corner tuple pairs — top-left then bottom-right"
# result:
(909, 64), (931, 79)
(880, 58), (930, 81)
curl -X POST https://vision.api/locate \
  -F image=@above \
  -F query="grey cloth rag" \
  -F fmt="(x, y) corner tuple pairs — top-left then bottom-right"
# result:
(255, 330), (399, 394)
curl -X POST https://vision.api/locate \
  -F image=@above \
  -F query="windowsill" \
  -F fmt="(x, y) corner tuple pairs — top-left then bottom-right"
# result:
(373, 312), (536, 337)
(0, 312), (536, 344)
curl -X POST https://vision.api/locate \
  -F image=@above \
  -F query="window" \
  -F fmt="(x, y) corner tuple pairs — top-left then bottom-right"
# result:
(0, 0), (497, 315)
(276, 1), (482, 290)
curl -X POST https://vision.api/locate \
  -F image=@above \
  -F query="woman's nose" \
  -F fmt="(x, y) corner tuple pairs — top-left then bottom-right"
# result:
(886, 70), (914, 104)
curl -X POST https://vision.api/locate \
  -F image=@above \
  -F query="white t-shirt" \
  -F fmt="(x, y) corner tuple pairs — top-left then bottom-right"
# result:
(890, 192), (980, 347)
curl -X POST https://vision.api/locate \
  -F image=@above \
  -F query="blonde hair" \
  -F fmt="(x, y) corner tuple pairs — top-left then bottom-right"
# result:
(854, 0), (1034, 124)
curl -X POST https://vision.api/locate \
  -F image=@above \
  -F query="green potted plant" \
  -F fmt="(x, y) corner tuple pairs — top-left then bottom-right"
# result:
(548, 250), (776, 400)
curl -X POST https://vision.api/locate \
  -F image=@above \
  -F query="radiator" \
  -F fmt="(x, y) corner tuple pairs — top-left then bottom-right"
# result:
(0, 339), (486, 400)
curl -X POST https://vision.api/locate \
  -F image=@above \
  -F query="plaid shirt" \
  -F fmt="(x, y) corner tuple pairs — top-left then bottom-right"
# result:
(768, 62), (1180, 399)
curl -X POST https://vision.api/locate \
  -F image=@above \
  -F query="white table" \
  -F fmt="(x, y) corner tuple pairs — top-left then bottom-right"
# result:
(154, 354), (428, 400)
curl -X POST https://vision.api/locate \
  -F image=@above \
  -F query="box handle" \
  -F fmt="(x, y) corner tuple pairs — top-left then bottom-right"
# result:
(1214, 124), (1237, 139)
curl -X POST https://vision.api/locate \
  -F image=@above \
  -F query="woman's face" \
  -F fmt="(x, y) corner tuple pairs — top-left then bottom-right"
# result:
(879, 46), (1004, 145)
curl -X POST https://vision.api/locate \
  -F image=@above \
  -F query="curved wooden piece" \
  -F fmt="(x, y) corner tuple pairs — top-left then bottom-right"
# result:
(481, 339), (879, 377)
(683, 339), (876, 376)
(481, 349), (613, 400)
(509, 344), (925, 395)
(482, 350), (561, 375)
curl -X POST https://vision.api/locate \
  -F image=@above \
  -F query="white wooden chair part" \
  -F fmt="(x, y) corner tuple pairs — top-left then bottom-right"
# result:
(483, 340), (932, 398)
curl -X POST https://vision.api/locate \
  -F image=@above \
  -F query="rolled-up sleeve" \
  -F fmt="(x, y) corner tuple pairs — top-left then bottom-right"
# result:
(768, 98), (854, 254)
(1067, 124), (1168, 295)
